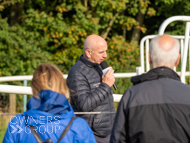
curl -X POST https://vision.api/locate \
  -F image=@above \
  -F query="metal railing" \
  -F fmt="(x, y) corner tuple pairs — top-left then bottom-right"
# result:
(0, 73), (134, 115)
(1, 15), (190, 115)
(137, 15), (190, 84)
(138, 35), (190, 81)
(0, 73), (136, 103)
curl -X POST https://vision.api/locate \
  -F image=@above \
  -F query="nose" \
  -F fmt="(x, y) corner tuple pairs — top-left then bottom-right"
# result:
(103, 52), (107, 58)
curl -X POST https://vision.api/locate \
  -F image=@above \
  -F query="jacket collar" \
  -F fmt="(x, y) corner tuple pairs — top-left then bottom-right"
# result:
(131, 66), (180, 85)
(79, 55), (99, 68)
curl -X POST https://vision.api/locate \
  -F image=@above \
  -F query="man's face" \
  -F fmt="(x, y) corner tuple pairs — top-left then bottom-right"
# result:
(89, 42), (107, 64)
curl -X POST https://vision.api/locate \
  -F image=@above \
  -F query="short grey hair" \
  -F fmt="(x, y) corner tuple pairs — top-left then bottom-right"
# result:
(83, 38), (93, 54)
(149, 35), (180, 68)
(83, 40), (88, 54)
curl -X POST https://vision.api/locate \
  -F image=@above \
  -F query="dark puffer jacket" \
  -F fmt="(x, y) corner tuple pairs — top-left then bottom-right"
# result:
(67, 55), (115, 137)
(111, 67), (190, 143)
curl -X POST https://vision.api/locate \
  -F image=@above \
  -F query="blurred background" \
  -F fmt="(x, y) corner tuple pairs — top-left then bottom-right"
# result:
(0, 0), (190, 141)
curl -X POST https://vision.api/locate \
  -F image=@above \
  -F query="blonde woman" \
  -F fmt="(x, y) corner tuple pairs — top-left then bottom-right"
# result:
(3, 63), (96, 143)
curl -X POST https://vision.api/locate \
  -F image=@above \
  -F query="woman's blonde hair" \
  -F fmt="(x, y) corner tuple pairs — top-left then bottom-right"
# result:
(31, 63), (69, 99)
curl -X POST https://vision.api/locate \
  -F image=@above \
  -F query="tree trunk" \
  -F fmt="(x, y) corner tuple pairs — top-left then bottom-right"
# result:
(123, 27), (126, 40)
(9, 2), (24, 26)
(101, 12), (121, 40)
(131, 12), (144, 42)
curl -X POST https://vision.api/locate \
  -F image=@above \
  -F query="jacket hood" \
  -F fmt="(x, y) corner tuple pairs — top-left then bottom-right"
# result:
(131, 66), (180, 85)
(24, 90), (74, 126)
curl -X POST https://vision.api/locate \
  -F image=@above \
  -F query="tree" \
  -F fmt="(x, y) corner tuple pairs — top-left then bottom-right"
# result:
(1, 0), (190, 93)
(0, 18), (50, 76)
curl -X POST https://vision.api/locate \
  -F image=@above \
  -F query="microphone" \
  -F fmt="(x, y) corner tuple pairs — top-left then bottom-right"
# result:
(100, 61), (117, 90)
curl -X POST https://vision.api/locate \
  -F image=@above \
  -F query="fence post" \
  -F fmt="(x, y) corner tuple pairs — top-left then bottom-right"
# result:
(9, 94), (16, 113)
(23, 80), (27, 111)
(136, 67), (142, 75)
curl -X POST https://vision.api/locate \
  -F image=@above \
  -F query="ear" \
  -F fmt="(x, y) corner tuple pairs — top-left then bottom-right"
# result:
(85, 49), (91, 58)
(175, 54), (181, 67)
(148, 52), (152, 65)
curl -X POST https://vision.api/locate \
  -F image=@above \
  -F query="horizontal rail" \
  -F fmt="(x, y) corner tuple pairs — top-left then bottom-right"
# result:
(0, 85), (32, 95)
(0, 75), (68, 82)
(158, 16), (190, 35)
(114, 73), (137, 78)
(0, 84), (123, 102)
(0, 73), (137, 82)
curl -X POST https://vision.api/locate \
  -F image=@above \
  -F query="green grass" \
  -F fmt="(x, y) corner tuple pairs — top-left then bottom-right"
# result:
(0, 116), (8, 142)
(114, 102), (119, 111)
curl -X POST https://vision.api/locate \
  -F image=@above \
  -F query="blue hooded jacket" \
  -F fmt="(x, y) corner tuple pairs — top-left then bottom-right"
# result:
(3, 90), (96, 143)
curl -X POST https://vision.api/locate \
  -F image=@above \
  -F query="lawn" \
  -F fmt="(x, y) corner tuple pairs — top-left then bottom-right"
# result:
(0, 116), (9, 142)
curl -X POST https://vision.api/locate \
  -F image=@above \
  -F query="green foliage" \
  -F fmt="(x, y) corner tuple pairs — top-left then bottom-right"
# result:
(107, 35), (140, 94)
(0, 19), (50, 76)
(15, 0), (143, 74)
(0, 0), (18, 11)
(0, 0), (190, 114)
(144, 0), (190, 36)
(107, 35), (140, 72)
(52, 47), (83, 73)
(0, 0), (188, 83)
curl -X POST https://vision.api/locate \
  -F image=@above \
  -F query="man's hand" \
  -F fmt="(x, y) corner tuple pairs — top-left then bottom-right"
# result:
(102, 68), (115, 87)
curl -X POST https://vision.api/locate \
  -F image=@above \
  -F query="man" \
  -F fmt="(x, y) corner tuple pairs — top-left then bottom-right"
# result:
(111, 34), (190, 143)
(67, 34), (116, 143)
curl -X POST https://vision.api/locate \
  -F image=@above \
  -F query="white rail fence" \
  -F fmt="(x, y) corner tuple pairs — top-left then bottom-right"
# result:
(138, 35), (190, 82)
(0, 73), (136, 102)
(137, 15), (190, 83)
(1, 15), (190, 114)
